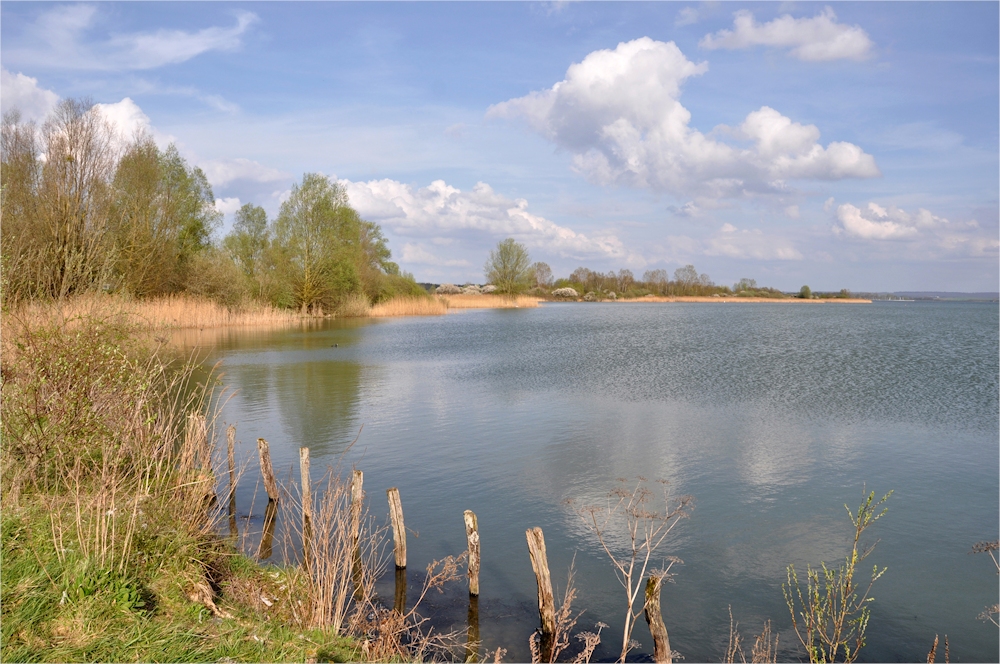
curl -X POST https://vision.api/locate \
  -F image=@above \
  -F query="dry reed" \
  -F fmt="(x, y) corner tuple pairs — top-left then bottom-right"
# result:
(9, 293), (301, 331)
(440, 294), (541, 309)
(369, 296), (448, 317)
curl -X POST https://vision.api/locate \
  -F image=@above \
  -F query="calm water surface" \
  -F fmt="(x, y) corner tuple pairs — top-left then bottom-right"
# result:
(194, 301), (998, 662)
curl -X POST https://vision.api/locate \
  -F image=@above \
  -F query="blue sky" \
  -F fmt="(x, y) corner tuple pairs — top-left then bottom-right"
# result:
(2, 2), (997, 291)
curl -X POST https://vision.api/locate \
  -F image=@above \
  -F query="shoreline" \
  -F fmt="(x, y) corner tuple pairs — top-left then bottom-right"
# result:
(604, 295), (873, 304)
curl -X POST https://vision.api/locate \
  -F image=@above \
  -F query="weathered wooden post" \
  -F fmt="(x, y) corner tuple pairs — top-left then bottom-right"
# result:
(464, 510), (480, 596)
(387, 487), (406, 568)
(226, 425), (237, 538)
(299, 447), (312, 568)
(256, 438), (279, 504)
(644, 575), (672, 664)
(526, 527), (555, 662)
(350, 469), (364, 597)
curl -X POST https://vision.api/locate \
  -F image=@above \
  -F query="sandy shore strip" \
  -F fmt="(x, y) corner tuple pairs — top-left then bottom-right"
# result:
(607, 295), (872, 303)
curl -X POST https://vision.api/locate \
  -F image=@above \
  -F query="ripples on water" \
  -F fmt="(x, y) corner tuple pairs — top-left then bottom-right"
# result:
(205, 302), (998, 662)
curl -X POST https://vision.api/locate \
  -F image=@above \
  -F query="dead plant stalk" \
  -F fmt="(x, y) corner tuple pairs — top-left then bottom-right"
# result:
(576, 478), (691, 662)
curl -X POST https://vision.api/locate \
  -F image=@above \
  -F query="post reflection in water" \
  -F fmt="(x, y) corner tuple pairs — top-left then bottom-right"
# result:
(465, 594), (480, 663)
(394, 567), (407, 615)
(257, 500), (278, 561)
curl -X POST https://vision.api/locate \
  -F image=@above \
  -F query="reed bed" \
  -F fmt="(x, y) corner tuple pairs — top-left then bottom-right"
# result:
(369, 296), (448, 317)
(440, 294), (542, 309)
(10, 293), (301, 331)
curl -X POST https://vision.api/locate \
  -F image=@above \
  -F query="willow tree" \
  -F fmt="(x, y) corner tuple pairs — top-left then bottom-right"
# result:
(484, 238), (531, 298)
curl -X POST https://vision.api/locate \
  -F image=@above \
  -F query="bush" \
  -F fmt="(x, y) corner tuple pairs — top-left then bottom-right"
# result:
(799, 285), (813, 299)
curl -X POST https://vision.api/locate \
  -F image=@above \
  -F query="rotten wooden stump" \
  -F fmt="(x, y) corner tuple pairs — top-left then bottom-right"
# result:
(387, 487), (406, 569)
(299, 447), (312, 568)
(526, 527), (555, 662)
(464, 510), (480, 596)
(644, 575), (672, 664)
(256, 437), (279, 503)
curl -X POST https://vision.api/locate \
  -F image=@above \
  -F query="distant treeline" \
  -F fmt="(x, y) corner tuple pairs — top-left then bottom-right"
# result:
(525, 262), (793, 299)
(1, 99), (423, 312)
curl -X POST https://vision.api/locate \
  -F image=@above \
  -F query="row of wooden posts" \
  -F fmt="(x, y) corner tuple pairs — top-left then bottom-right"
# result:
(226, 430), (672, 663)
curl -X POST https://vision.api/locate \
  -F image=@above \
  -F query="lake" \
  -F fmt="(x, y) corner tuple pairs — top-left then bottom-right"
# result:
(193, 301), (999, 662)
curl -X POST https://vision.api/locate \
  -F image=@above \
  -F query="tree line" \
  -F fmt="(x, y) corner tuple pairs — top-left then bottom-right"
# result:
(1, 99), (422, 312)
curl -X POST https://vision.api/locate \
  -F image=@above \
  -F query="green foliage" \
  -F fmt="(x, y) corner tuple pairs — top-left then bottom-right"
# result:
(485, 237), (532, 297)
(783, 490), (893, 663)
(800, 285), (813, 299)
(1, 103), (221, 302)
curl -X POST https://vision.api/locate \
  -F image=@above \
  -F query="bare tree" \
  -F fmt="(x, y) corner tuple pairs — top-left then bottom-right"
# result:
(574, 478), (692, 662)
(484, 238), (531, 298)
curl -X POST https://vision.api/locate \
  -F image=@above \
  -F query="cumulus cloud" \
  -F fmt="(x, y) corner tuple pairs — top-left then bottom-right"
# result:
(700, 7), (874, 61)
(834, 202), (997, 257)
(8, 4), (257, 71)
(703, 223), (804, 260)
(400, 243), (472, 268)
(488, 38), (879, 198)
(199, 158), (291, 188)
(342, 178), (626, 259)
(214, 197), (242, 216)
(835, 203), (921, 240)
(0, 68), (59, 121)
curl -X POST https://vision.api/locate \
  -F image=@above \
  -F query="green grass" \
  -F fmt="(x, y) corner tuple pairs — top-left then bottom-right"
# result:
(1, 509), (358, 663)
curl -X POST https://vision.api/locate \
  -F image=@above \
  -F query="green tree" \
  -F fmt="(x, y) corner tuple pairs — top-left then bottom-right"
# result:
(224, 203), (270, 283)
(484, 238), (531, 298)
(800, 285), (813, 299)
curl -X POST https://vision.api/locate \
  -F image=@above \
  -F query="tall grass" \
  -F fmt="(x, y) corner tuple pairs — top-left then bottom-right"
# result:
(369, 295), (448, 317)
(10, 293), (301, 331)
(440, 293), (541, 309)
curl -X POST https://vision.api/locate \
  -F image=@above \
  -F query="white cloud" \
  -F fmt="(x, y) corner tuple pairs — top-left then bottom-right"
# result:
(703, 223), (804, 260)
(488, 38), (879, 198)
(675, 7), (700, 27)
(94, 97), (152, 139)
(784, 205), (800, 219)
(823, 197), (835, 212)
(833, 202), (997, 258)
(0, 68), (59, 121)
(700, 7), (874, 61)
(834, 203), (920, 240)
(214, 197), (242, 216)
(200, 158), (291, 187)
(10, 5), (258, 71)
(92, 97), (177, 149)
(342, 178), (626, 259)
(400, 243), (472, 268)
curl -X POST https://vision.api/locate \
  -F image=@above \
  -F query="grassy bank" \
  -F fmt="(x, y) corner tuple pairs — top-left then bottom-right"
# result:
(0, 309), (362, 662)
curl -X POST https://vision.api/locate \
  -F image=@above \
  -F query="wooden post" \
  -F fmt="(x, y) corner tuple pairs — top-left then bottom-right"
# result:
(526, 527), (555, 662)
(387, 487), (406, 569)
(644, 575), (672, 664)
(226, 425), (237, 539)
(299, 447), (312, 569)
(226, 425), (236, 500)
(350, 470), (364, 596)
(464, 510), (480, 596)
(257, 438), (279, 503)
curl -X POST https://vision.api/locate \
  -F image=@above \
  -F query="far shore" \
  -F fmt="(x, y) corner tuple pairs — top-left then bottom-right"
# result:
(602, 295), (873, 304)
